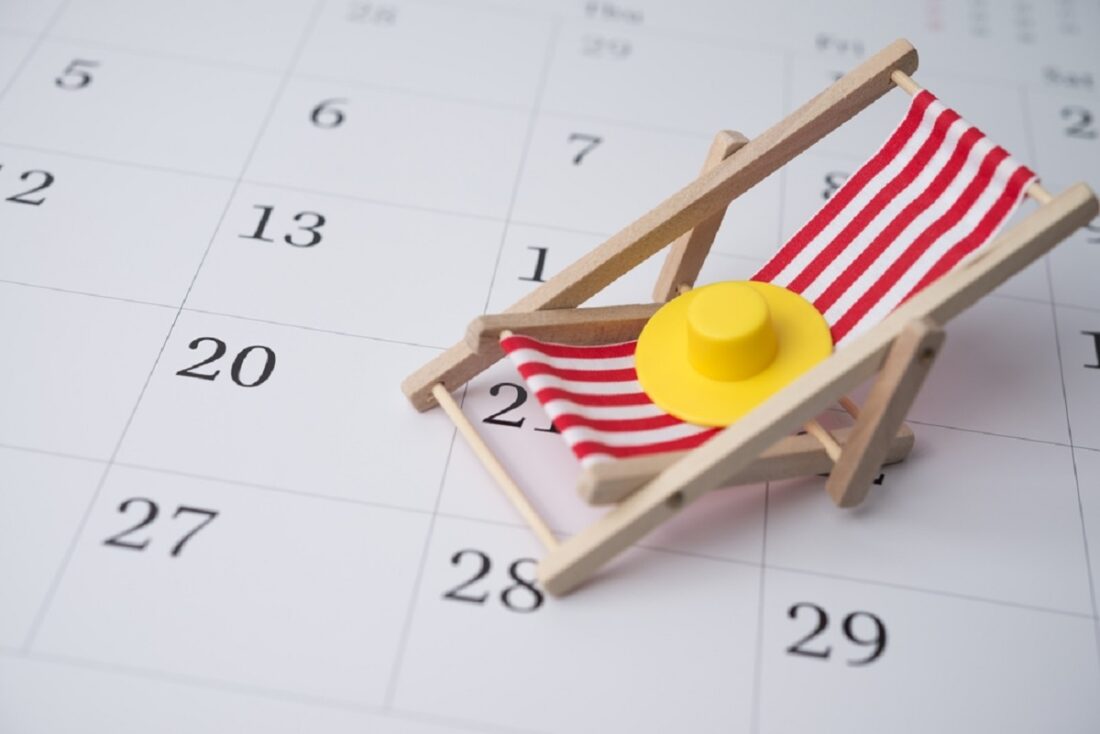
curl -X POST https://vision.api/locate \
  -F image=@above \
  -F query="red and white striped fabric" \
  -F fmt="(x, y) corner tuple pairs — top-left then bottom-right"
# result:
(502, 90), (1037, 467)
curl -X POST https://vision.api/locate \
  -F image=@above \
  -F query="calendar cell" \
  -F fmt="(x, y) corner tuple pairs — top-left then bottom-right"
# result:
(0, 40), (281, 176)
(185, 184), (503, 348)
(32, 465), (430, 705)
(0, 655), (470, 734)
(906, 295), (1070, 444)
(245, 78), (530, 218)
(511, 114), (782, 258)
(0, 146), (233, 305)
(0, 284), (174, 458)
(766, 424), (1092, 614)
(437, 360), (766, 565)
(542, 24), (784, 137)
(778, 148), (862, 244)
(484, 223), (661, 314)
(1049, 222), (1100, 311)
(1023, 88), (1100, 193)
(757, 569), (1100, 733)
(391, 515), (759, 734)
(0, 32), (33, 89)
(1055, 305), (1100, 451)
(0, 448), (102, 649)
(0, 0), (64, 34)
(51, 0), (317, 70)
(298, 0), (552, 107)
(118, 310), (454, 512)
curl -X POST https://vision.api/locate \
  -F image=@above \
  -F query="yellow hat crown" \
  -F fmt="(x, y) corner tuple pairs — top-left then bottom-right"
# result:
(635, 281), (833, 427)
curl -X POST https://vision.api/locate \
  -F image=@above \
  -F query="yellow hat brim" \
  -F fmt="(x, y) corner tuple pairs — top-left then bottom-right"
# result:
(635, 281), (833, 427)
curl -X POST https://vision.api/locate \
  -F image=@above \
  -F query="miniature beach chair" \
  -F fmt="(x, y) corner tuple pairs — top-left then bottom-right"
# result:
(402, 39), (1098, 596)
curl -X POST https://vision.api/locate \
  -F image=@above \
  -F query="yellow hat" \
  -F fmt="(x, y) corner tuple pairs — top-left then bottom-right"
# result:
(635, 281), (833, 427)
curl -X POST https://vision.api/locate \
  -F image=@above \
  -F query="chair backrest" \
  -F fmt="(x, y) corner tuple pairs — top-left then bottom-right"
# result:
(500, 89), (1037, 468)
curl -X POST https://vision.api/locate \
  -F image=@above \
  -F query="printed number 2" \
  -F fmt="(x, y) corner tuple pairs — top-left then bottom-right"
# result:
(1062, 105), (1097, 139)
(103, 498), (218, 557)
(0, 167), (55, 206)
(482, 382), (559, 433)
(787, 602), (887, 666)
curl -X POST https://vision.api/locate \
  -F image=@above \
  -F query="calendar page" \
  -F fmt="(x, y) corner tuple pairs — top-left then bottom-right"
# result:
(1, 0), (1098, 731)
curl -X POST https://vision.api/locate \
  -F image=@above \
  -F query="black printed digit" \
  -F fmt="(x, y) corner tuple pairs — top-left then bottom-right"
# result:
(483, 382), (529, 428)
(568, 133), (603, 164)
(823, 171), (849, 199)
(520, 246), (549, 283)
(5, 170), (55, 206)
(786, 602), (833, 659)
(1062, 105), (1097, 139)
(500, 559), (544, 613)
(443, 549), (492, 604)
(55, 59), (98, 90)
(176, 337), (228, 381)
(103, 498), (159, 551)
(1083, 331), (1100, 369)
(310, 98), (347, 129)
(842, 611), (887, 665)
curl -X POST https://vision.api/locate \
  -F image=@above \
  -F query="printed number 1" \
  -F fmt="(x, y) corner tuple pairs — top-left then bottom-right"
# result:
(1083, 331), (1100, 369)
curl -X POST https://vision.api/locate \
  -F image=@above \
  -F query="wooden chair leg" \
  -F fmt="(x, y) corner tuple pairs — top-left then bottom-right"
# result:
(825, 317), (945, 508)
(651, 130), (748, 302)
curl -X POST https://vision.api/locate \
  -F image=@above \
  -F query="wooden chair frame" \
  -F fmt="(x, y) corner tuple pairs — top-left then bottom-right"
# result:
(402, 39), (1099, 596)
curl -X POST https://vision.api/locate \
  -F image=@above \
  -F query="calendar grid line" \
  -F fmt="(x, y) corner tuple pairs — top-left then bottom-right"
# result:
(749, 483), (771, 734)
(0, 0), (71, 106)
(0, 648), (548, 734)
(762, 563), (1098, 620)
(3, 3), (1099, 727)
(380, 423), (461, 711)
(4, 432), (1095, 622)
(1043, 257), (1100, 659)
(1, 273), (1092, 454)
(17, 0), (330, 653)
(0, 140), (241, 182)
(382, 17), (564, 711)
(1019, 79), (1100, 666)
(749, 49), (797, 731)
(478, 19), (562, 316)
(41, 34), (289, 76)
(0, 278), (177, 310)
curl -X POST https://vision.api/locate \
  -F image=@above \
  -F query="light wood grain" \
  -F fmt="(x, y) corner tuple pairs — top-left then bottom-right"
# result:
(652, 130), (748, 302)
(402, 39), (920, 411)
(465, 303), (660, 355)
(826, 319), (943, 508)
(579, 423), (914, 505)
(431, 384), (559, 550)
(802, 419), (843, 462)
(538, 182), (1098, 596)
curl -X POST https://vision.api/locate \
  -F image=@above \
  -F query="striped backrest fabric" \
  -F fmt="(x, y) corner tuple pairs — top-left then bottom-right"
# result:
(501, 90), (1037, 468)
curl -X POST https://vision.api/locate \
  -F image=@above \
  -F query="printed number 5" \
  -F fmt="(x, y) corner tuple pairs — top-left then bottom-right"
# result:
(55, 59), (99, 90)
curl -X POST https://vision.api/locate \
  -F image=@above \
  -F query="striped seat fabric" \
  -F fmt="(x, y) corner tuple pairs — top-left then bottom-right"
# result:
(501, 90), (1036, 468)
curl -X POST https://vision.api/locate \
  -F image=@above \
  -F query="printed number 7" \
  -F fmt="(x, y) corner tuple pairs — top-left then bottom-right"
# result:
(568, 133), (603, 165)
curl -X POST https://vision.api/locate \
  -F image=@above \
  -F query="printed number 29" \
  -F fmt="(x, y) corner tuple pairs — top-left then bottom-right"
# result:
(787, 602), (887, 666)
